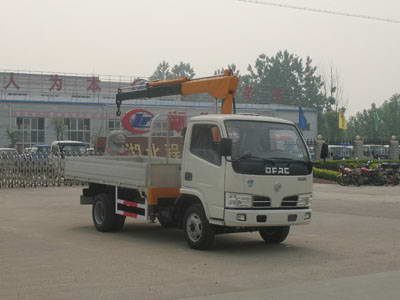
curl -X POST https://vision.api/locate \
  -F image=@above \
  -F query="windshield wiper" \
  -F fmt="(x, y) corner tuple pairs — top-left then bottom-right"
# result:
(234, 152), (275, 165)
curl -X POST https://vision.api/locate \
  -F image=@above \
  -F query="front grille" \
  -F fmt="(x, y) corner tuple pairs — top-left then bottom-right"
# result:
(252, 196), (271, 208)
(281, 195), (298, 207)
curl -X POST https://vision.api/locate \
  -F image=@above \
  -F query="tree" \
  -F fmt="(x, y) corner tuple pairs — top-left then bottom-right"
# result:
(347, 94), (400, 143)
(214, 64), (240, 76)
(149, 61), (171, 81)
(317, 66), (348, 142)
(322, 66), (345, 112)
(246, 50), (326, 109)
(51, 118), (65, 140)
(150, 61), (195, 81)
(170, 62), (195, 79)
(6, 128), (18, 148)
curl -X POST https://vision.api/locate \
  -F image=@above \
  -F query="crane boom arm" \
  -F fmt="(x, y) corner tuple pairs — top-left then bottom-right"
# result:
(115, 70), (239, 116)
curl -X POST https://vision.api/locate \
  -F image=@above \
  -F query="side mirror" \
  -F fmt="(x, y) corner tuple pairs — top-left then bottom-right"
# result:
(220, 138), (232, 157)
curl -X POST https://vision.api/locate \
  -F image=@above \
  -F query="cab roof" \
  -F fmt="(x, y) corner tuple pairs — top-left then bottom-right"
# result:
(189, 114), (295, 125)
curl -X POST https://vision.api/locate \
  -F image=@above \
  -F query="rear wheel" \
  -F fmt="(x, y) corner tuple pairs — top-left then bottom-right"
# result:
(259, 226), (290, 244)
(92, 193), (126, 232)
(183, 203), (215, 250)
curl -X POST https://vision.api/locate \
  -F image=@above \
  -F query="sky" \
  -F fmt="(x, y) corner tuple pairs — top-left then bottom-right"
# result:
(0, 0), (399, 116)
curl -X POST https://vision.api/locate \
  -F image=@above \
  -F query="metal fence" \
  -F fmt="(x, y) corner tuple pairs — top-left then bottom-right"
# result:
(0, 153), (93, 189)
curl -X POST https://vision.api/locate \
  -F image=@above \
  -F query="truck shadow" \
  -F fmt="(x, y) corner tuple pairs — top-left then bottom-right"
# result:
(70, 223), (320, 257)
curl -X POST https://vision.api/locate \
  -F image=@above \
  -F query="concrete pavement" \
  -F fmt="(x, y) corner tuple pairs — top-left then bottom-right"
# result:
(0, 184), (399, 299)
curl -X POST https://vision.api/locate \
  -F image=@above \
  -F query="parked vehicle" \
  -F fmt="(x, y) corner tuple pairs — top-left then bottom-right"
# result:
(328, 145), (353, 160)
(24, 145), (50, 157)
(358, 161), (385, 186)
(51, 141), (89, 156)
(65, 71), (313, 249)
(337, 165), (361, 186)
(363, 145), (389, 159)
(0, 148), (17, 155)
(380, 163), (400, 185)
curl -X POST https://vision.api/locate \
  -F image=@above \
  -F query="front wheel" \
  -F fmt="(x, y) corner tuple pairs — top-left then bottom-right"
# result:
(92, 193), (126, 232)
(183, 203), (215, 250)
(259, 226), (290, 244)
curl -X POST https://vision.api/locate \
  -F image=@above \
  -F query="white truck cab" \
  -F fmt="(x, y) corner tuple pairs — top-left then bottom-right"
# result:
(181, 114), (312, 227)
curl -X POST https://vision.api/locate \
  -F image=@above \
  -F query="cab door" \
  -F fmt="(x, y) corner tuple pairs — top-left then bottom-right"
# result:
(181, 123), (225, 220)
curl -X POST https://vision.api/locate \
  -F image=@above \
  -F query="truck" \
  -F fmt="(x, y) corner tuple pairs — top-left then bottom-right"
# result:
(64, 70), (313, 250)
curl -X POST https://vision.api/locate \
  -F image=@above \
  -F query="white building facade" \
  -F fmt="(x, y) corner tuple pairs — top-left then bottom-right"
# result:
(0, 71), (318, 151)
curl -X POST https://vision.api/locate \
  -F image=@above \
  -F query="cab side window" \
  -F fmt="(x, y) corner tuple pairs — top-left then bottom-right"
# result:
(190, 124), (221, 166)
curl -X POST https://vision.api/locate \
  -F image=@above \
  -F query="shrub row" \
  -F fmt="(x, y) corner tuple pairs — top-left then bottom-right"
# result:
(313, 160), (400, 171)
(313, 167), (339, 182)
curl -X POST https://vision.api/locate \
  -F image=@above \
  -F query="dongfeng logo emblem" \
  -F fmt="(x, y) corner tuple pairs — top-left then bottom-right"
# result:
(265, 167), (290, 175)
(121, 109), (154, 134)
(274, 183), (282, 192)
(247, 179), (254, 188)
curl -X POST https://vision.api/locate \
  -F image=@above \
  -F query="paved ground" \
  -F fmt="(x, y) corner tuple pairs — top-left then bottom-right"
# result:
(0, 184), (399, 300)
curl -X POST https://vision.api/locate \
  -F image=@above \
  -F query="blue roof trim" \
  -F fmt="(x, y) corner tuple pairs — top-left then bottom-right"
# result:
(0, 99), (318, 113)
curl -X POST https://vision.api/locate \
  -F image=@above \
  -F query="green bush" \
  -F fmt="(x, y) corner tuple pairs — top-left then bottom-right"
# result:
(313, 167), (339, 182)
(313, 159), (400, 171)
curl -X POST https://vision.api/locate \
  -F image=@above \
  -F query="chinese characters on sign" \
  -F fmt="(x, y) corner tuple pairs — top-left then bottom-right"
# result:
(2, 73), (103, 92)
(4, 73), (20, 90)
(168, 111), (187, 133)
(96, 136), (184, 159)
(49, 75), (63, 91)
(87, 76), (101, 92)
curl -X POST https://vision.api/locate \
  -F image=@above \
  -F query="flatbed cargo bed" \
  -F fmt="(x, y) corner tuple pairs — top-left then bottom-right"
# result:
(65, 156), (181, 189)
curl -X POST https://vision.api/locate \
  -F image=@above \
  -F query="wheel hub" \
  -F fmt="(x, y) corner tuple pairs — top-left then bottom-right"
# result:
(186, 213), (202, 242)
(94, 201), (105, 225)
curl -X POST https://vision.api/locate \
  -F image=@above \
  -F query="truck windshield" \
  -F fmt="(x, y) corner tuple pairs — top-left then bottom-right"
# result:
(225, 120), (309, 162)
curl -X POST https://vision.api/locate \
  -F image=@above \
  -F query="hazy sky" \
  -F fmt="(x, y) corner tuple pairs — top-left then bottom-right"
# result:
(1, 0), (399, 116)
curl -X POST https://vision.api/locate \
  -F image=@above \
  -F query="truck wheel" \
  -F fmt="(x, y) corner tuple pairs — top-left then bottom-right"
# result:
(92, 193), (126, 232)
(183, 203), (215, 250)
(259, 226), (290, 244)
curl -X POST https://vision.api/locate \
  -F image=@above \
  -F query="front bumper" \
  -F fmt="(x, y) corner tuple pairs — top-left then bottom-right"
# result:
(224, 208), (312, 227)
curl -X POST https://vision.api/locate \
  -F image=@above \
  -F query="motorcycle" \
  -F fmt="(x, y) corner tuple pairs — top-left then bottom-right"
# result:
(359, 161), (386, 186)
(337, 165), (362, 186)
(381, 163), (400, 186)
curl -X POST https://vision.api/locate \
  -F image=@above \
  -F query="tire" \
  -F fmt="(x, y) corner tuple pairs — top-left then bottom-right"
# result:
(183, 203), (215, 250)
(259, 226), (290, 244)
(337, 175), (347, 186)
(92, 193), (126, 232)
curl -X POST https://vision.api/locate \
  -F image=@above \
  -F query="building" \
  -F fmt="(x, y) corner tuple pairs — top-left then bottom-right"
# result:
(0, 70), (318, 151)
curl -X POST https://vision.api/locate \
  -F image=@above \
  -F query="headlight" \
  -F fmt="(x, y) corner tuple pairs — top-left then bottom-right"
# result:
(225, 192), (253, 208)
(298, 193), (312, 207)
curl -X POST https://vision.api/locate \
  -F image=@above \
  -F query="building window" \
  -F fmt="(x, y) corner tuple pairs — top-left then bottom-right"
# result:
(108, 119), (121, 132)
(64, 118), (90, 143)
(16, 117), (45, 147)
